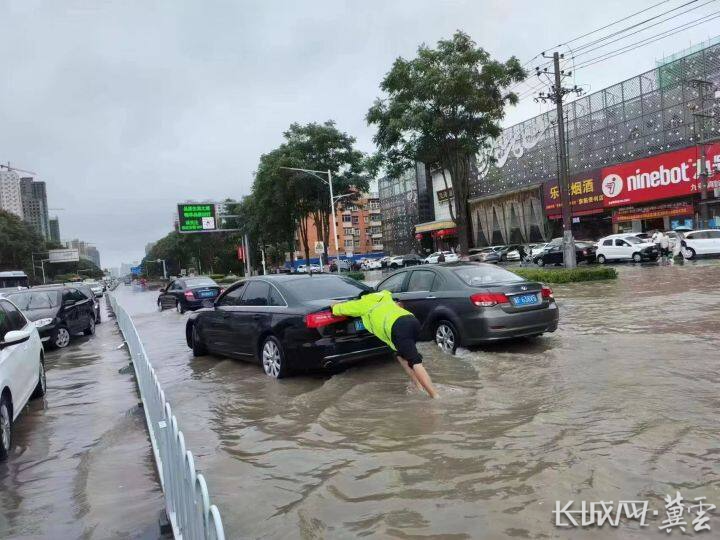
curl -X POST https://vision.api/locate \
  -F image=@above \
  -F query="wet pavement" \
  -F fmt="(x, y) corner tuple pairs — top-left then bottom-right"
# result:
(11, 260), (719, 539)
(0, 299), (163, 540)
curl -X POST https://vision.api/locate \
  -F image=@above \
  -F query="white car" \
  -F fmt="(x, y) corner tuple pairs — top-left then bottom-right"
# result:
(361, 259), (382, 270)
(424, 251), (459, 264)
(680, 229), (720, 259)
(595, 234), (659, 263)
(0, 297), (46, 461)
(530, 243), (551, 257)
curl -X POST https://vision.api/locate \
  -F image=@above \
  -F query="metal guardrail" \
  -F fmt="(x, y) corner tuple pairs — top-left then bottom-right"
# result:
(108, 293), (225, 540)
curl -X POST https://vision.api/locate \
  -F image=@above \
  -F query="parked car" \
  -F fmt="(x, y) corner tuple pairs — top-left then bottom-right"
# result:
(60, 284), (101, 324)
(379, 256), (392, 268)
(185, 275), (391, 378)
(375, 263), (558, 352)
(388, 254), (423, 269)
(495, 245), (522, 261)
(0, 271), (29, 289)
(296, 264), (323, 274)
(329, 259), (351, 272)
(532, 244), (591, 266)
(424, 251), (460, 264)
(530, 243), (551, 257)
(679, 229), (720, 259)
(468, 247), (501, 263)
(4, 287), (96, 348)
(83, 280), (104, 298)
(157, 276), (222, 313)
(574, 241), (598, 263)
(361, 259), (382, 270)
(0, 297), (46, 461)
(595, 234), (659, 263)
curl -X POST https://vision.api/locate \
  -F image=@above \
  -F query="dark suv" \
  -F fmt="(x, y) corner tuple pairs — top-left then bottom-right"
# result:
(5, 286), (96, 348)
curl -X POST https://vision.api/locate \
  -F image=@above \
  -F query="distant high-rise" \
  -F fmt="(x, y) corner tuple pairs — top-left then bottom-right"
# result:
(68, 239), (101, 268)
(19, 177), (50, 239)
(145, 242), (156, 255)
(49, 217), (61, 243)
(0, 170), (24, 219)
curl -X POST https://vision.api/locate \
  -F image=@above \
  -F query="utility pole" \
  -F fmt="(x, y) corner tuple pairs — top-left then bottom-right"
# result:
(536, 52), (583, 269)
(690, 79), (714, 228)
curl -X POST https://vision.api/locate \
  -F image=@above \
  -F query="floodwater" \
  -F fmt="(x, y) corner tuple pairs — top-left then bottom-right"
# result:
(89, 261), (720, 538)
(0, 300), (163, 540)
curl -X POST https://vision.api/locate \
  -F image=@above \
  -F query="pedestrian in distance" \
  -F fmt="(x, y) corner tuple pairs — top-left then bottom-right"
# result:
(517, 245), (527, 266)
(651, 229), (662, 252)
(331, 289), (440, 398)
(437, 252), (446, 263)
(659, 231), (670, 262)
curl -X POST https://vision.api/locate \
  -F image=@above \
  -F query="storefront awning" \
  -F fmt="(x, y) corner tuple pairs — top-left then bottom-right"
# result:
(415, 219), (456, 233)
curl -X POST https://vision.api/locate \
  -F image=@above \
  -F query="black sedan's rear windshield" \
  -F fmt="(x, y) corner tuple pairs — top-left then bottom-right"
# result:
(185, 278), (217, 287)
(453, 266), (525, 286)
(287, 277), (369, 302)
(8, 291), (60, 310)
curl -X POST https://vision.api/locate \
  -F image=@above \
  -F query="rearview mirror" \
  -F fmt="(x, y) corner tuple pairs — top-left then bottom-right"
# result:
(1, 329), (31, 348)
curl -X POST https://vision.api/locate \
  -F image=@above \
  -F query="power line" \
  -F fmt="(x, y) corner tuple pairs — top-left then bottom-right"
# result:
(574, 12), (720, 70)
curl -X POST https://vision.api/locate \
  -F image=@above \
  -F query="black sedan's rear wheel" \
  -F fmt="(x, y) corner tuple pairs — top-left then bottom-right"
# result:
(83, 317), (95, 336)
(435, 320), (459, 354)
(176, 299), (186, 314)
(261, 336), (287, 378)
(191, 324), (207, 357)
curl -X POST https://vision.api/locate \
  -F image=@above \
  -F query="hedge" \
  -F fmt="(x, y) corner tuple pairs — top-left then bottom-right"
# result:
(512, 266), (617, 283)
(342, 271), (366, 281)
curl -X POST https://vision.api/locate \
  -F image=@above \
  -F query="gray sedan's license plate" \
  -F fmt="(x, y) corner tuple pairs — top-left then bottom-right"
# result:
(512, 293), (538, 306)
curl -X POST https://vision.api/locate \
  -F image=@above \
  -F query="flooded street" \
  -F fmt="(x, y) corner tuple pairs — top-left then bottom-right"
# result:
(0, 301), (163, 540)
(111, 261), (720, 539)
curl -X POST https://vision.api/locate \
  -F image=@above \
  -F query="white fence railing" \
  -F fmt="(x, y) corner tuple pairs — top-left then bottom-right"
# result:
(108, 293), (225, 540)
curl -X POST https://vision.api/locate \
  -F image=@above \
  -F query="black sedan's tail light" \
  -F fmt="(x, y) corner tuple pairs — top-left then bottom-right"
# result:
(541, 286), (554, 300)
(470, 292), (509, 307)
(184, 290), (195, 300)
(304, 310), (348, 328)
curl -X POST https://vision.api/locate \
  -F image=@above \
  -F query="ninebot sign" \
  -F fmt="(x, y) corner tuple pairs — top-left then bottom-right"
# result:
(177, 203), (217, 233)
(601, 174), (623, 198)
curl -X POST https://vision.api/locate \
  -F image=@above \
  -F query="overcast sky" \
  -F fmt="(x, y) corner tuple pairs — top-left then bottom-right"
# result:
(2, 0), (716, 268)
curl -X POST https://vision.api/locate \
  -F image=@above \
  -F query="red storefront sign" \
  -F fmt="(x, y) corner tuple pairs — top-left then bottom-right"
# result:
(544, 170), (604, 218)
(612, 202), (694, 223)
(600, 143), (720, 207)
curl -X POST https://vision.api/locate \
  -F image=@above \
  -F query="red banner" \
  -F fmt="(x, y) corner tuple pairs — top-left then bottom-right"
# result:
(600, 143), (720, 207)
(544, 170), (604, 217)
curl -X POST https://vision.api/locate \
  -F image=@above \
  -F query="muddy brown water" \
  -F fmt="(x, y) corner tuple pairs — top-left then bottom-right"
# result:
(4, 261), (719, 539)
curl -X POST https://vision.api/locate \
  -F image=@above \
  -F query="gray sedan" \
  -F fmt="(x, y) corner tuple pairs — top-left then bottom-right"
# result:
(375, 263), (559, 353)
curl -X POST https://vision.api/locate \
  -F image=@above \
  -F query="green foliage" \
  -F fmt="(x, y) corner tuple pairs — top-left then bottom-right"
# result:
(209, 274), (225, 281)
(512, 267), (618, 283)
(367, 31), (525, 254)
(0, 209), (44, 276)
(342, 271), (365, 281)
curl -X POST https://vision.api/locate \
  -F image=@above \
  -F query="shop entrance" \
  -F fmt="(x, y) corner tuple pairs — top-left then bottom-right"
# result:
(642, 217), (664, 232)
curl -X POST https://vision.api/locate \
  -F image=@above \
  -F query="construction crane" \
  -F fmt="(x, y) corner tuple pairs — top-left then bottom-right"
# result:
(0, 162), (37, 176)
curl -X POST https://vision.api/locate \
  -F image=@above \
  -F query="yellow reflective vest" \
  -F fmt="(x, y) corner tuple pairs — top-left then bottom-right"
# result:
(331, 289), (412, 350)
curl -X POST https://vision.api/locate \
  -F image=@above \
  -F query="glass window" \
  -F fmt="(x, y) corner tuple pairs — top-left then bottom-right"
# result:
(288, 276), (369, 302)
(452, 266), (524, 286)
(351, 215), (359, 225)
(184, 277), (217, 287)
(407, 270), (435, 292)
(268, 285), (286, 306)
(241, 281), (270, 306)
(7, 291), (60, 311)
(614, 239), (626, 246)
(70, 289), (87, 302)
(0, 300), (26, 331)
(0, 306), (9, 341)
(623, 236), (641, 244)
(706, 230), (720, 239)
(217, 282), (246, 306)
(377, 272), (406, 293)
(602, 239), (612, 246)
(342, 215), (352, 223)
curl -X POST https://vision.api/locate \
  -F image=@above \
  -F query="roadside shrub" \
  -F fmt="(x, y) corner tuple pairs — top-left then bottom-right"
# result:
(209, 273), (225, 281)
(342, 271), (366, 281)
(512, 266), (617, 283)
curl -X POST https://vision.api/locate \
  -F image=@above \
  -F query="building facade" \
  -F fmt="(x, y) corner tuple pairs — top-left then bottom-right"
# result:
(19, 177), (50, 239)
(468, 41), (720, 245)
(294, 192), (383, 261)
(68, 239), (101, 268)
(0, 170), (24, 219)
(49, 217), (61, 243)
(378, 169), (419, 255)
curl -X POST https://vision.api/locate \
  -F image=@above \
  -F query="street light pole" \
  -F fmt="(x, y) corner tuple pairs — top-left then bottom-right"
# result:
(155, 259), (167, 279)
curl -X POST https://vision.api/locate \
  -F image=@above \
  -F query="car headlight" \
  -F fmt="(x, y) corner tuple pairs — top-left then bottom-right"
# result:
(33, 318), (54, 328)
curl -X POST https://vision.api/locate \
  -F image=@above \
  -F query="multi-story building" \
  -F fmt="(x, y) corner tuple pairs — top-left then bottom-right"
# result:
(68, 239), (101, 268)
(467, 40), (720, 245)
(19, 177), (50, 239)
(294, 192), (383, 261)
(49, 217), (61, 243)
(0, 170), (24, 219)
(379, 168), (420, 255)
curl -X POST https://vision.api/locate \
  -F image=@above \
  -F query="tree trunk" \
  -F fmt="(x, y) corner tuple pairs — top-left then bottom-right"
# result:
(445, 152), (471, 256)
(298, 216), (311, 267)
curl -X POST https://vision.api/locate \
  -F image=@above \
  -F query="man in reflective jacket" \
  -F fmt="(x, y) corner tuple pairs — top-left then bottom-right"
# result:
(331, 289), (439, 398)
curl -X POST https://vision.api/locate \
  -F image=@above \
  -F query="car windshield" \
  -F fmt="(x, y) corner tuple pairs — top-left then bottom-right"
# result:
(624, 236), (642, 244)
(288, 276), (370, 302)
(8, 291), (60, 310)
(185, 278), (217, 287)
(453, 266), (525, 286)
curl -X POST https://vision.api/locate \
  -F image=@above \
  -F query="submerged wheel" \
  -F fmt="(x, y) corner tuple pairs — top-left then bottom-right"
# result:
(632, 252), (642, 263)
(261, 336), (286, 378)
(683, 247), (696, 260)
(0, 394), (11, 461)
(176, 300), (186, 314)
(52, 326), (71, 349)
(83, 317), (95, 336)
(435, 320), (459, 354)
(597, 254), (606, 264)
(191, 324), (207, 357)
(31, 359), (47, 399)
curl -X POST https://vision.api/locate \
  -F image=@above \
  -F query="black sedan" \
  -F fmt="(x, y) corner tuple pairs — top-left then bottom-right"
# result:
(158, 276), (222, 313)
(375, 263), (558, 352)
(5, 287), (96, 348)
(185, 275), (392, 378)
(532, 244), (590, 266)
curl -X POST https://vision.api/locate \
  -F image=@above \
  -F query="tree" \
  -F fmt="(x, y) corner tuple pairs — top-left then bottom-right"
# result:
(367, 31), (525, 254)
(0, 209), (44, 277)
